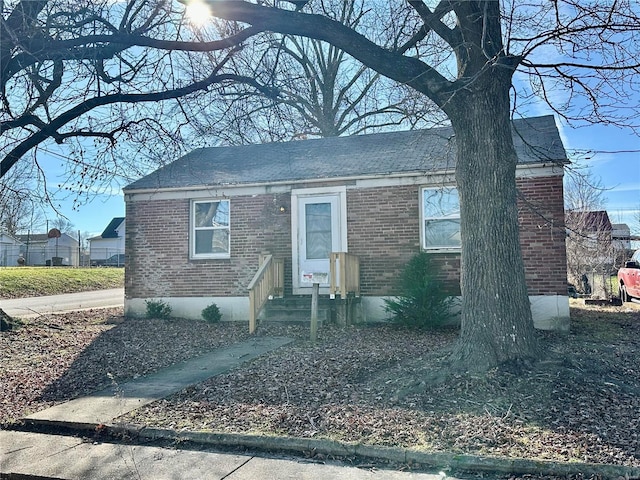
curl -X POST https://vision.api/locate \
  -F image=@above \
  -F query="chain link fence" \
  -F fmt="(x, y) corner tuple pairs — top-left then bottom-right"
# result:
(0, 243), (80, 267)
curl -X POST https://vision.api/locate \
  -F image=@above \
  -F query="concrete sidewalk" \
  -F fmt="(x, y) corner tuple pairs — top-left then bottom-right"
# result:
(25, 336), (293, 425)
(0, 430), (448, 480)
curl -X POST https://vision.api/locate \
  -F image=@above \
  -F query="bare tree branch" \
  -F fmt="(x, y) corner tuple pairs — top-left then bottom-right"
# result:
(2, 70), (275, 177)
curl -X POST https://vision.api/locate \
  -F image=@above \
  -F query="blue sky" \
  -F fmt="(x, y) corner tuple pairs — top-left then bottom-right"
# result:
(34, 157), (127, 238)
(61, 191), (125, 238)
(41, 115), (638, 239)
(558, 122), (639, 229)
(12, 2), (638, 240)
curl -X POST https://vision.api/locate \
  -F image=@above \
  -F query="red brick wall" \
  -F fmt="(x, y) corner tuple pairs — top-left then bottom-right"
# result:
(126, 175), (567, 299)
(517, 175), (568, 295)
(344, 176), (566, 297)
(346, 186), (421, 296)
(125, 193), (292, 298)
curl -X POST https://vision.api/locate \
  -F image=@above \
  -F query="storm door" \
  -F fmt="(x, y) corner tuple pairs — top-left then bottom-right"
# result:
(293, 190), (346, 293)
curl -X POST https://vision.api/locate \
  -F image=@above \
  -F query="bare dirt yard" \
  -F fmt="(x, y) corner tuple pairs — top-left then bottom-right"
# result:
(1, 301), (638, 471)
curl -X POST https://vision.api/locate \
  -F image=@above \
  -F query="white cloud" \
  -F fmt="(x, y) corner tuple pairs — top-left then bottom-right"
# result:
(607, 183), (640, 193)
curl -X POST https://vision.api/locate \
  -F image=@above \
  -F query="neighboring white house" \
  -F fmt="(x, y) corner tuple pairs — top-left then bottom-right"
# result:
(0, 232), (24, 266)
(89, 217), (125, 263)
(15, 232), (80, 266)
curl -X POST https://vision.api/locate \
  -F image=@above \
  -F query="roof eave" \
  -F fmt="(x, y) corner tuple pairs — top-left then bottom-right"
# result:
(123, 159), (566, 195)
(123, 168), (460, 195)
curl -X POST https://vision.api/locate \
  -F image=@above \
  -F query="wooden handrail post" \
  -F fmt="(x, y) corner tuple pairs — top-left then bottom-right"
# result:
(249, 290), (257, 334)
(329, 252), (360, 299)
(340, 252), (347, 299)
(248, 254), (287, 333)
(310, 282), (319, 342)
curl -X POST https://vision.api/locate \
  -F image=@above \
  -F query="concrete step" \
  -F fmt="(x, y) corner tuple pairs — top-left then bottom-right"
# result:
(261, 296), (334, 323)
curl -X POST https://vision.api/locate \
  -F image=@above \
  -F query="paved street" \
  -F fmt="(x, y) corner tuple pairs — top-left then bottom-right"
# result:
(1, 288), (124, 318)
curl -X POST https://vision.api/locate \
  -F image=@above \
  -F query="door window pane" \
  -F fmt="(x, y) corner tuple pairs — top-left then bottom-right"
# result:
(305, 202), (332, 259)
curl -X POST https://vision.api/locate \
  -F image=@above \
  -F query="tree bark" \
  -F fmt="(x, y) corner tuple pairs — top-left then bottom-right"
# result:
(202, 0), (543, 373)
(447, 71), (541, 371)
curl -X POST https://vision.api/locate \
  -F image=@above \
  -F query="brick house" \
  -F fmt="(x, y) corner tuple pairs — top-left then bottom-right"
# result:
(123, 115), (570, 330)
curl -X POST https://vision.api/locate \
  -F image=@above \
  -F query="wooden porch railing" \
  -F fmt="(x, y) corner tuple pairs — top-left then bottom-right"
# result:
(329, 252), (360, 299)
(247, 254), (284, 333)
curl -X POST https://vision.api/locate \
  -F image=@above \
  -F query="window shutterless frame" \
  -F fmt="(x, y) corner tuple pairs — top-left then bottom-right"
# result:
(421, 187), (461, 251)
(190, 199), (230, 259)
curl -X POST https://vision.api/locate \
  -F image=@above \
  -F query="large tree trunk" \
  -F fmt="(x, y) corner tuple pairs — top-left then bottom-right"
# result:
(447, 72), (541, 372)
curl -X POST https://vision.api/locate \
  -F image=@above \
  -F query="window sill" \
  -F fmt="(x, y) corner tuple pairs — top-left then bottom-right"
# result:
(423, 248), (461, 254)
(190, 255), (231, 261)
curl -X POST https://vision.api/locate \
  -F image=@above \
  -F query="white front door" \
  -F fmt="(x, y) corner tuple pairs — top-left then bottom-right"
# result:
(292, 188), (347, 294)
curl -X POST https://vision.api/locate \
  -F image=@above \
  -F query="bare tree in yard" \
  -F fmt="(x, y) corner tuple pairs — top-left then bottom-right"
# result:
(203, 0), (640, 371)
(0, 173), (29, 235)
(194, 0), (444, 145)
(0, 161), (44, 235)
(0, 0), (280, 185)
(0, 1), (426, 191)
(50, 216), (76, 236)
(2, 0), (639, 371)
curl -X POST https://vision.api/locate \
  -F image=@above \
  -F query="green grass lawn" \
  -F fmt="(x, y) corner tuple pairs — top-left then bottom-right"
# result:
(0, 267), (124, 299)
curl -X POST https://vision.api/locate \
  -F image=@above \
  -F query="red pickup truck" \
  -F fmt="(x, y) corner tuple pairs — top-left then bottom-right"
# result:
(618, 249), (640, 302)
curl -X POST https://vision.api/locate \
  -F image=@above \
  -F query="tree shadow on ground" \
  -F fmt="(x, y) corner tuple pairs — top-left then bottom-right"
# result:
(36, 315), (251, 404)
(7, 304), (638, 466)
(121, 305), (640, 466)
(0, 310), (308, 426)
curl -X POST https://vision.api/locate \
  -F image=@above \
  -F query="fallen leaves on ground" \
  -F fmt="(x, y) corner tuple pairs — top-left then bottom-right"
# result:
(0, 308), (250, 421)
(2, 302), (639, 469)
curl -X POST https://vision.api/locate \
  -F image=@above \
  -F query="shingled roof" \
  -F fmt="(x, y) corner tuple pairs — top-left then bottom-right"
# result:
(125, 115), (567, 192)
(99, 217), (125, 239)
(565, 210), (613, 232)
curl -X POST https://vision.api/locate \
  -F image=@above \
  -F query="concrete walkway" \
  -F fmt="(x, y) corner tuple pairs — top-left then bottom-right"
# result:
(1, 288), (124, 318)
(1, 335), (450, 479)
(25, 336), (293, 425)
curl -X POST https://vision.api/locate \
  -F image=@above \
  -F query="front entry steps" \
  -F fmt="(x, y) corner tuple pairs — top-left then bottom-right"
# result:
(260, 295), (361, 326)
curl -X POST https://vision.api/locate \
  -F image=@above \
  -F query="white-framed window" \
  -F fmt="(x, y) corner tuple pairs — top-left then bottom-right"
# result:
(421, 187), (461, 250)
(191, 199), (230, 259)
